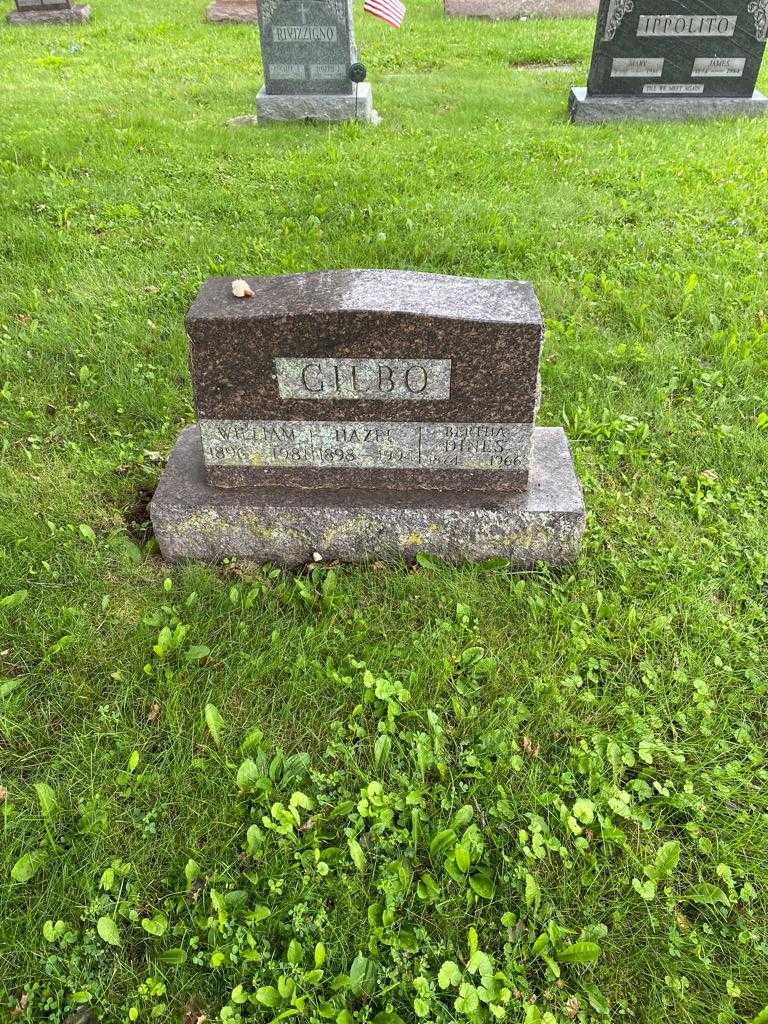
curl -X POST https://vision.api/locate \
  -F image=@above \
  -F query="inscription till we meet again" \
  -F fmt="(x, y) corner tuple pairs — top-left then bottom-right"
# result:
(586, 0), (768, 98)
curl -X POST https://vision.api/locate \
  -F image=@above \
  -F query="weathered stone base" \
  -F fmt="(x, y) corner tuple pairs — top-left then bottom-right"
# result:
(7, 4), (90, 23)
(569, 86), (768, 124)
(248, 83), (379, 125)
(445, 0), (596, 18)
(206, 1), (259, 22)
(150, 425), (585, 567)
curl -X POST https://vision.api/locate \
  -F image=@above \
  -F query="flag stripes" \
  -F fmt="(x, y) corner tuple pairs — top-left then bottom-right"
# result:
(363, 0), (406, 28)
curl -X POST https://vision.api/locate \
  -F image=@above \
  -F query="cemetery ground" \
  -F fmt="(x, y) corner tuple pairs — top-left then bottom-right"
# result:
(1, 0), (768, 1020)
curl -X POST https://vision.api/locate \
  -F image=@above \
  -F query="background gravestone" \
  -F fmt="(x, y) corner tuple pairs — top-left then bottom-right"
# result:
(570, 0), (768, 121)
(207, 0), (260, 22)
(150, 270), (585, 567)
(444, 0), (597, 20)
(253, 0), (377, 123)
(8, 0), (91, 23)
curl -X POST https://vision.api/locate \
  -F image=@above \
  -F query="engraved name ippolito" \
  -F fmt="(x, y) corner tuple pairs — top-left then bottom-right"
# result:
(275, 358), (452, 401)
(201, 419), (531, 472)
(636, 13), (736, 35)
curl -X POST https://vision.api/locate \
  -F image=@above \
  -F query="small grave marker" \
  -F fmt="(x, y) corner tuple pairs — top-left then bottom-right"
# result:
(151, 271), (585, 567)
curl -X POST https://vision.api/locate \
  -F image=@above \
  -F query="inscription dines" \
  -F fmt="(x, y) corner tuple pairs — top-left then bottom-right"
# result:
(636, 13), (736, 35)
(274, 358), (452, 401)
(201, 419), (530, 472)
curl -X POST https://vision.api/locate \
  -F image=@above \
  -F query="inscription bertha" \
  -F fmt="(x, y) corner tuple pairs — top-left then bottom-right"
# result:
(201, 419), (532, 472)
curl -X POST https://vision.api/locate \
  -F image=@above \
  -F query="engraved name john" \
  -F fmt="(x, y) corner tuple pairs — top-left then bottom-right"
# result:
(275, 358), (452, 401)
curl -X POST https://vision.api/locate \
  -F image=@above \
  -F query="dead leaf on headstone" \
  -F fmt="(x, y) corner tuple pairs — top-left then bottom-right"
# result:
(232, 279), (254, 299)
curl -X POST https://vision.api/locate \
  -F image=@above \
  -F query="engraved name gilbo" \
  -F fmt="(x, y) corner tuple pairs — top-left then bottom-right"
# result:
(275, 358), (452, 401)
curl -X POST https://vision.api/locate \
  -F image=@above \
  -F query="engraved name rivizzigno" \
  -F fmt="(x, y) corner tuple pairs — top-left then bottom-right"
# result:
(275, 358), (452, 401)
(201, 420), (531, 471)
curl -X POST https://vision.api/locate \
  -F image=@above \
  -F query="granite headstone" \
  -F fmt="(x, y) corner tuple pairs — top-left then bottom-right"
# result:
(151, 270), (585, 567)
(444, 0), (597, 19)
(8, 0), (91, 23)
(253, 0), (378, 122)
(207, 0), (260, 22)
(570, 0), (768, 120)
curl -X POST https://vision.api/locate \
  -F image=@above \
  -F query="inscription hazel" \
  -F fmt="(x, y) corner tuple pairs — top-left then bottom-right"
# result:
(200, 419), (531, 472)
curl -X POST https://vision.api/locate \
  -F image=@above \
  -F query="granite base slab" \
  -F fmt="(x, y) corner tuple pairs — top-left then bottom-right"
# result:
(252, 84), (379, 124)
(206, 0), (259, 21)
(7, 4), (90, 22)
(150, 425), (585, 567)
(569, 86), (768, 124)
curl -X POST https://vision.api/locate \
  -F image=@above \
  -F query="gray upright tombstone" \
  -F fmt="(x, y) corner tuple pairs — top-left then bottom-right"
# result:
(8, 0), (91, 23)
(150, 270), (585, 567)
(254, 0), (377, 123)
(570, 0), (768, 121)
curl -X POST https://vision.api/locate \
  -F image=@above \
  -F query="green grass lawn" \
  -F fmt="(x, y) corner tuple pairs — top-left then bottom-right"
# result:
(1, 0), (768, 1021)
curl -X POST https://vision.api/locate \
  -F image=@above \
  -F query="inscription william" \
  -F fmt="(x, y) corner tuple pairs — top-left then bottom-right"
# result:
(201, 419), (530, 472)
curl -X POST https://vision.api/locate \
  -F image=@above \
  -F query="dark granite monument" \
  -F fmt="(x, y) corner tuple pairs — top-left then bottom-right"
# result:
(8, 0), (91, 23)
(150, 270), (585, 567)
(570, 0), (768, 121)
(250, 0), (377, 123)
(207, 0), (260, 22)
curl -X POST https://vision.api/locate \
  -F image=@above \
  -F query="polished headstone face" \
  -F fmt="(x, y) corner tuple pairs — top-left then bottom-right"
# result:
(587, 0), (768, 98)
(257, 0), (356, 96)
(186, 271), (544, 494)
(15, 0), (74, 9)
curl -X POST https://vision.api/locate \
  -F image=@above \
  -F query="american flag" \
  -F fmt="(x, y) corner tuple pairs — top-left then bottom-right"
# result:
(363, 0), (406, 27)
